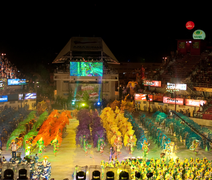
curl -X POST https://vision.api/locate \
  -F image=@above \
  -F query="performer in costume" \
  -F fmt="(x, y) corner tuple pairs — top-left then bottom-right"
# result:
(141, 138), (150, 159)
(50, 138), (59, 156)
(37, 137), (45, 156)
(189, 139), (200, 155)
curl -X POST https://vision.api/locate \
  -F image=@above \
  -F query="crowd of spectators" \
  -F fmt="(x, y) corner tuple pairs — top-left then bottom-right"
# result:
(189, 56), (212, 85)
(0, 107), (30, 148)
(0, 55), (20, 79)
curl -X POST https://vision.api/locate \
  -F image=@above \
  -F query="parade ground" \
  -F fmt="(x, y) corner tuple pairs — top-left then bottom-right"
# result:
(1, 112), (212, 180)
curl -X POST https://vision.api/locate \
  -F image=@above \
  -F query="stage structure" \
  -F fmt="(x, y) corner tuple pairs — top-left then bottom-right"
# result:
(53, 37), (119, 103)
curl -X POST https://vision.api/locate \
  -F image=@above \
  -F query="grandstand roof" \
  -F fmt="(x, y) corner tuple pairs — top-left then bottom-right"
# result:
(52, 37), (119, 64)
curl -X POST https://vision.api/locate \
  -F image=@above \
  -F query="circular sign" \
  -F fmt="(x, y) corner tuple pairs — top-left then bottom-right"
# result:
(186, 21), (195, 30)
(193, 29), (206, 40)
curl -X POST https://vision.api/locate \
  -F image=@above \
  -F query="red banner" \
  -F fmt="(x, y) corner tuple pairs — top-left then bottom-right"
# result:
(153, 95), (163, 102)
(143, 80), (161, 87)
(185, 99), (207, 107)
(134, 94), (153, 101)
(163, 96), (184, 105)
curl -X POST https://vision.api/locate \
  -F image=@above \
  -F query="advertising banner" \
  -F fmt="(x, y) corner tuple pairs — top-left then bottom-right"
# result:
(193, 29), (206, 40)
(143, 80), (161, 87)
(185, 99), (206, 107)
(70, 83), (102, 102)
(163, 96), (184, 105)
(8, 79), (27, 86)
(167, 82), (187, 90)
(153, 95), (163, 102)
(24, 93), (37, 100)
(134, 94), (153, 101)
(0, 95), (8, 102)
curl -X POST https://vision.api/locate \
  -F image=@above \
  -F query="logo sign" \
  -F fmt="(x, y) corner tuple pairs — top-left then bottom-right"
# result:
(134, 94), (153, 101)
(185, 99), (206, 107)
(167, 83), (187, 90)
(7, 79), (27, 86)
(193, 29), (206, 40)
(143, 80), (161, 87)
(186, 21), (195, 30)
(0, 95), (8, 102)
(24, 93), (37, 100)
(163, 96), (184, 105)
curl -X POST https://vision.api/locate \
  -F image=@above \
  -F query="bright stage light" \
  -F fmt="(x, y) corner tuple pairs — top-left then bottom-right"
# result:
(81, 103), (86, 107)
(97, 102), (100, 106)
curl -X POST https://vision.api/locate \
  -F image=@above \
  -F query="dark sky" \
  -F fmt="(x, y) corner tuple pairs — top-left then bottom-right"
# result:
(0, 2), (211, 70)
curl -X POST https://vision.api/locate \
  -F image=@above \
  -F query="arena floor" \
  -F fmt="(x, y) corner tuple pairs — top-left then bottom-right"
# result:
(1, 114), (212, 180)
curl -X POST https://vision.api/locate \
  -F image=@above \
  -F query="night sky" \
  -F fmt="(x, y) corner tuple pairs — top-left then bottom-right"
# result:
(0, 2), (211, 71)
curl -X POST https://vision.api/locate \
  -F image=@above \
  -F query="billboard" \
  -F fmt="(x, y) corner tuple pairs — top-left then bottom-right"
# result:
(134, 94), (153, 101)
(143, 80), (161, 87)
(163, 96), (184, 105)
(24, 93), (36, 100)
(70, 83), (102, 102)
(185, 99), (207, 107)
(0, 95), (8, 102)
(167, 83), (187, 90)
(7, 79), (27, 86)
(153, 95), (163, 102)
(70, 62), (103, 77)
(193, 29), (206, 40)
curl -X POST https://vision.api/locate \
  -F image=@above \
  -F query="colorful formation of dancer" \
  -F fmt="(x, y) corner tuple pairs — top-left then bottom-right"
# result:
(125, 112), (150, 159)
(140, 114), (173, 158)
(101, 157), (212, 180)
(76, 109), (106, 154)
(100, 106), (137, 156)
(32, 110), (71, 156)
(153, 111), (207, 155)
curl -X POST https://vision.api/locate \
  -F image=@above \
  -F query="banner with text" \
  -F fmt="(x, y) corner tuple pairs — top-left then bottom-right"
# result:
(134, 94), (153, 101)
(163, 96), (184, 105)
(185, 99), (206, 107)
(143, 80), (161, 87)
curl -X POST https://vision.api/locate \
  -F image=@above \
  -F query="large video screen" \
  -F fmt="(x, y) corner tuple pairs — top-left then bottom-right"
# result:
(70, 62), (103, 77)
(24, 93), (36, 100)
(8, 79), (27, 86)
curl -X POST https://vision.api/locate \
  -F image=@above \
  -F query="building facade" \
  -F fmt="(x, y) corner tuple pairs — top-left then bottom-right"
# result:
(53, 37), (119, 102)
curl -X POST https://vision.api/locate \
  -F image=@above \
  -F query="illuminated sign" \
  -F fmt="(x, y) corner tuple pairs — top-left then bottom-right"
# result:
(193, 29), (206, 40)
(8, 79), (27, 86)
(186, 21), (195, 30)
(143, 80), (161, 87)
(24, 93), (36, 100)
(185, 99), (207, 107)
(167, 83), (187, 90)
(0, 95), (8, 102)
(70, 62), (103, 77)
(134, 94), (153, 101)
(163, 96), (184, 105)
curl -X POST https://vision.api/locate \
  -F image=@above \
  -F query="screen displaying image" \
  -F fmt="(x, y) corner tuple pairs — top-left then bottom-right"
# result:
(70, 62), (103, 76)
(24, 93), (36, 100)
(8, 79), (27, 86)
(0, 95), (8, 102)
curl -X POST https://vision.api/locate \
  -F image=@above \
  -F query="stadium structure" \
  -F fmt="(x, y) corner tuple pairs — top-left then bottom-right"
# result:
(52, 37), (119, 106)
